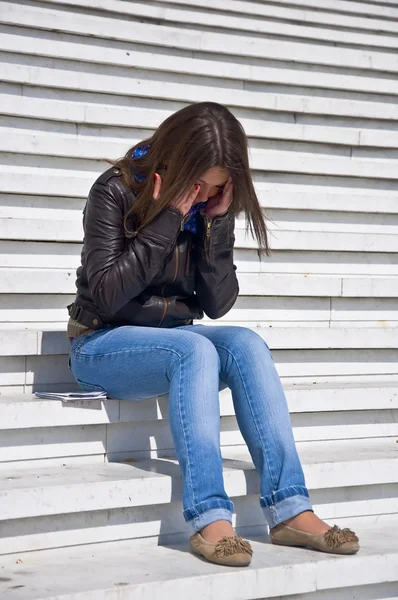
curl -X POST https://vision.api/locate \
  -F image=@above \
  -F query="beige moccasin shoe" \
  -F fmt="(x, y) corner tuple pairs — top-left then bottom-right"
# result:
(190, 532), (253, 566)
(270, 523), (360, 555)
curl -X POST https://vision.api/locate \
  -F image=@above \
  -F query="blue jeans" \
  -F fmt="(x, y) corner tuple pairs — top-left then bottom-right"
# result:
(70, 324), (313, 532)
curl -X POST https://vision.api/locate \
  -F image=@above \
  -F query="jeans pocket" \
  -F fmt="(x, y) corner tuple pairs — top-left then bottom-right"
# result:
(76, 378), (107, 394)
(71, 330), (100, 354)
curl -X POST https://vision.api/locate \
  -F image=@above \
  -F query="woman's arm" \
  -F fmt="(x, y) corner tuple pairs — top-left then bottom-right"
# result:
(83, 180), (183, 315)
(193, 211), (239, 319)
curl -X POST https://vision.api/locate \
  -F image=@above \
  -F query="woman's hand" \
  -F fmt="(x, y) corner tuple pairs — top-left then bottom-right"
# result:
(204, 177), (233, 219)
(153, 173), (200, 216)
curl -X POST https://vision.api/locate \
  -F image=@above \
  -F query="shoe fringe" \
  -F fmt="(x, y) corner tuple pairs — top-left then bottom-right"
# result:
(214, 536), (253, 558)
(324, 525), (359, 549)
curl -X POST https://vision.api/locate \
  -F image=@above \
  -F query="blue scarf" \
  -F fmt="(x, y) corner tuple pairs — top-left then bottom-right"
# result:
(131, 145), (206, 234)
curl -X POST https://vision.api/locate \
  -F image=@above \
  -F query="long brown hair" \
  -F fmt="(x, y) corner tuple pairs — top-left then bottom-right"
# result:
(114, 102), (269, 255)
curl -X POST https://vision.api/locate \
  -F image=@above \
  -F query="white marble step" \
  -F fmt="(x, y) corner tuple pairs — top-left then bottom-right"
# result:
(3, 206), (398, 238)
(158, 0), (398, 25)
(4, 129), (398, 180)
(4, 96), (398, 148)
(5, 244), (398, 277)
(50, 0), (398, 35)
(268, 582), (398, 600)
(41, 0), (398, 43)
(1, 439), (397, 522)
(1, 386), (397, 470)
(2, 179), (398, 215)
(2, 327), (398, 357)
(4, 29), (398, 99)
(0, 521), (397, 600)
(3, 218), (398, 254)
(2, 485), (397, 555)
(1, 429), (397, 552)
(4, 1), (398, 67)
(2, 410), (397, 466)
(1, 294), (398, 326)
(0, 268), (375, 297)
(4, 33), (398, 98)
(2, 63), (398, 124)
(0, 0), (398, 71)
(4, 351), (398, 394)
(1, 383), (397, 429)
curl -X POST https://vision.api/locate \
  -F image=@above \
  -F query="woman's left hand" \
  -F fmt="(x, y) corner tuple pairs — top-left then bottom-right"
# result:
(204, 177), (233, 219)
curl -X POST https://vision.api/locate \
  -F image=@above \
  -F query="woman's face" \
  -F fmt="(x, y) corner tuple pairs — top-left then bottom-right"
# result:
(193, 167), (230, 205)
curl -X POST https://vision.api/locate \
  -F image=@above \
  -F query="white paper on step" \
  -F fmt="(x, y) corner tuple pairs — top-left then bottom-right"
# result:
(34, 391), (107, 402)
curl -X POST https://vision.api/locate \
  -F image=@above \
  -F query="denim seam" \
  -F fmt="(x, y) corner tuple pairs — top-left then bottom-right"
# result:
(261, 492), (313, 528)
(260, 485), (309, 508)
(75, 345), (184, 359)
(270, 504), (279, 521)
(176, 350), (197, 514)
(214, 342), (278, 492)
(184, 500), (234, 521)
(186, 508), (233, 533)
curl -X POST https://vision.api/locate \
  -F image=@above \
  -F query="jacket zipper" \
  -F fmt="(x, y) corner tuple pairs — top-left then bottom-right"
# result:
(185, 234), (193, 276)
(203, 213), (213, 266)
(158, 244), (180, 327)
(157, 212), (192, 327)
(181, 213), (190, 231)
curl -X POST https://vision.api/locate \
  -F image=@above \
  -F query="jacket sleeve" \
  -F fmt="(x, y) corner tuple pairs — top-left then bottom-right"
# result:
(83, 181), (184, 315)
(193, 211), (239, 319)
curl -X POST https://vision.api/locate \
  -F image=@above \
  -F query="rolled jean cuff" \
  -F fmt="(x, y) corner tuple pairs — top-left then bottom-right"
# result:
(260, 486), (313, 529)
(183, 499), (234, 533)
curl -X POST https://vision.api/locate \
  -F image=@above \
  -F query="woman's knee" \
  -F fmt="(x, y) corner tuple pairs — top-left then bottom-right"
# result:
(216, 326), (272, 358)
(175, 330), (220, 363)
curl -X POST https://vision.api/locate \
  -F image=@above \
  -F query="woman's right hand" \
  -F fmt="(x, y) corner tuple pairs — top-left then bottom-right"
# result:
(153, 173), (201, 216)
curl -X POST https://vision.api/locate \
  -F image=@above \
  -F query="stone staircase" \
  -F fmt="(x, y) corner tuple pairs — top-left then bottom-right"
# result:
(1, 0), (398, 596)
(0, 329), (397, 598)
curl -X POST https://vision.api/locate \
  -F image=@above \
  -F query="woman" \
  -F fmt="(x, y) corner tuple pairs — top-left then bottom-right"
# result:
(68, 102), (359, 567)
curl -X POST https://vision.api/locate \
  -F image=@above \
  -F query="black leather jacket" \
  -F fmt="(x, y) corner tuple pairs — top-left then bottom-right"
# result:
(67, 167), (239, 329)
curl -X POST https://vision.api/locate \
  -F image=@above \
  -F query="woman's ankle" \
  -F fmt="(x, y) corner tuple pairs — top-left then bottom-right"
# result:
(200, 520), (235, 543)
(283, 511), (330, 534)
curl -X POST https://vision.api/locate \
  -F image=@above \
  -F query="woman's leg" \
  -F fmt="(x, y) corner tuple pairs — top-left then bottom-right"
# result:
(182, 324), (328, 533)
(69, 325), (233, 533)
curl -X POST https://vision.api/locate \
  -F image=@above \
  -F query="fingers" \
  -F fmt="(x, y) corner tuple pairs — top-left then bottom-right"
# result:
(152, 173), (162, 200)
(176, 184), (201, 213)
(153, 176), (199, 212)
